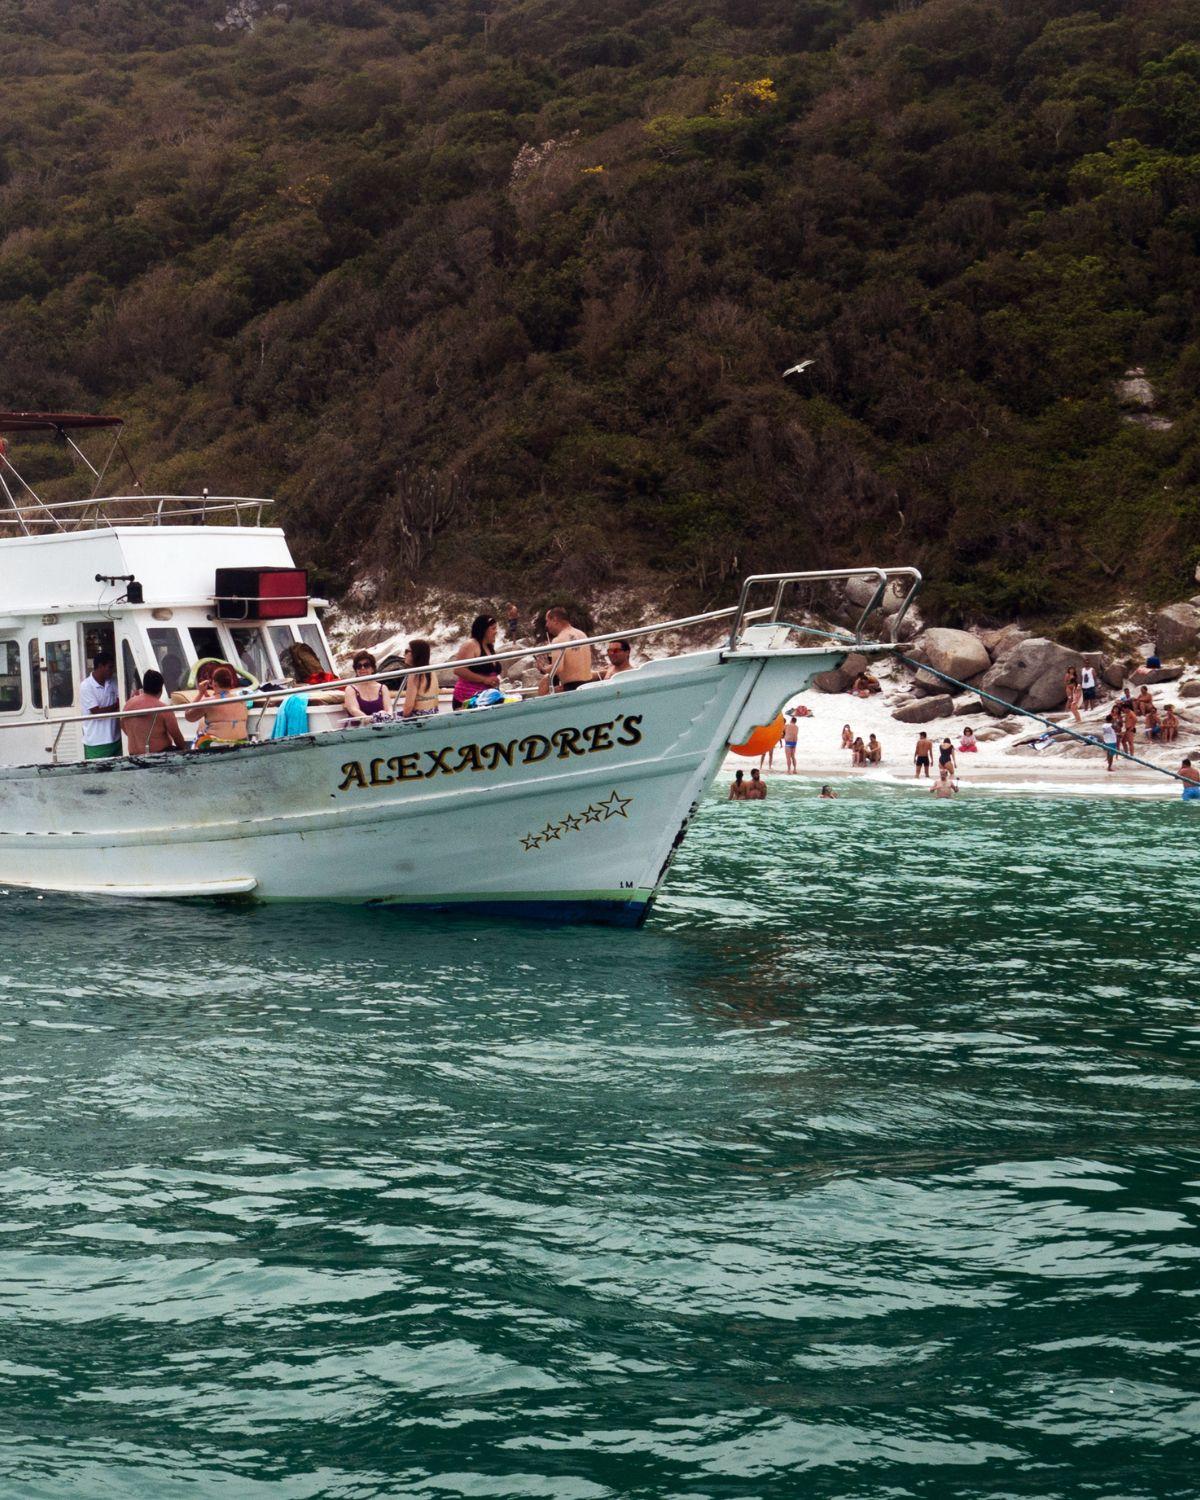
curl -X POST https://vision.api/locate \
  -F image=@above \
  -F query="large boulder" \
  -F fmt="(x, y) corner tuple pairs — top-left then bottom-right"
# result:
(810, 651), (871, 694)
(978, 638), (1083, 715)
(1153, 603), (1200, 656)
(1132, 665), (1184, 685)
(1178, 681), (1200, 699)
(978, 624), (1028, 661)
(909, 628), (990, 684)
(954, 697), (984, 716)
(843, 577), (909, 617)
(893, 693), (954, 723)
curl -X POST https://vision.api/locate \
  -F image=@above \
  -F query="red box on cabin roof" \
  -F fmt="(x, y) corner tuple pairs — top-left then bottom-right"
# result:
(215, 567), (308, 621)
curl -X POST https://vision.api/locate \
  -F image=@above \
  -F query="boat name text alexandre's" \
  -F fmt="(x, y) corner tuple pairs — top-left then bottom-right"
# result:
(336, 714), (645, 792)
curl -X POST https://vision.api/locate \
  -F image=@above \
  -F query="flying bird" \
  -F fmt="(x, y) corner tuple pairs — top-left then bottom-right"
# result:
(782, 359), (814, 377)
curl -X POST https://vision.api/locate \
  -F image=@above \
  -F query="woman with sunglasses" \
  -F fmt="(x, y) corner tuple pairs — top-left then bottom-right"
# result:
(344, 651), (393, 723)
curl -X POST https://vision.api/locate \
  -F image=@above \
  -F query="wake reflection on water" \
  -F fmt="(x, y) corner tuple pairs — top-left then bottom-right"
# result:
(0, 784), (1198, 1497)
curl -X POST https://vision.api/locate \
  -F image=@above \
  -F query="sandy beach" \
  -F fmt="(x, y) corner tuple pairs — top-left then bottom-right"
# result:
(722, 659), (1200, 799)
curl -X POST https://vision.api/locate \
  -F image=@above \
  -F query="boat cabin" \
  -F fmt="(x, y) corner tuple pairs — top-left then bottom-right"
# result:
(0, 412), (338, 767)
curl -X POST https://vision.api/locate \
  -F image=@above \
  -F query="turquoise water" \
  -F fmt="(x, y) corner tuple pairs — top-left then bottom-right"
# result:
(1, 783), (1198, 1498)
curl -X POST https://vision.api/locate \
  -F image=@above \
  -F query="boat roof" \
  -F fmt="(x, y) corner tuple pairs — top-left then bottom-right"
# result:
(0, 411), (123, 434)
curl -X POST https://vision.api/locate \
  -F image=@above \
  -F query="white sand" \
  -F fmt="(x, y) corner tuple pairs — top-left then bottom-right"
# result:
(722, 660), (1200, 799)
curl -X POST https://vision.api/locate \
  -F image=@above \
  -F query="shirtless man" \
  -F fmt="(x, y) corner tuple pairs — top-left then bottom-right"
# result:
(121, 669), (187, 755)
(931, 769), (957, 799)
(1162, 704), (1179, 744)
(1180, 758), (1200, 801)
(747, 768), (767, 800)
(537, 606), (592, 694)
(914, 732), (933, 779)
(603, 640), (633, 679)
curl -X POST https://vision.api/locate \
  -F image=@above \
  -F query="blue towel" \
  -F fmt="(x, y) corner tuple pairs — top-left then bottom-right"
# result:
(270, 693), (310, 739)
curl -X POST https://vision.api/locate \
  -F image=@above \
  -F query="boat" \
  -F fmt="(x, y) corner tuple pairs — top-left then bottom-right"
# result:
(0, 411), (921, 923)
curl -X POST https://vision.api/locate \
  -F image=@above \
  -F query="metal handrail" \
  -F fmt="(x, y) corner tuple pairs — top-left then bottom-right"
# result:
(0, 575), (915, 740)
(0, 495), (274, 530)
(728, 566), (923, 649)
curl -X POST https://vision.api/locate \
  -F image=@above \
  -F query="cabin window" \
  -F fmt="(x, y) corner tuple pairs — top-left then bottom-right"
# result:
(0, 641), (21, 713)
(230, 627), (271, 683)
(298, 623), (332, 673)
(188, 626), (225, 666)
(28, 640), (42, 710)
(121, 640), (142, 696)
(268, 625), (296, 675)
(44, 640), (73, 709)
(147, 628), (186, 693)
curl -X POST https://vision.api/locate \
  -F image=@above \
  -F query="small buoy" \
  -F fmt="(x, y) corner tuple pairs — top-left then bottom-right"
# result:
(730, 714), (785, 758)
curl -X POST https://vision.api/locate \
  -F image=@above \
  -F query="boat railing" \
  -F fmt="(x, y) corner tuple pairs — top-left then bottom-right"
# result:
(0, 495), (274, 533)
(0, 567), (917, 747)
(727, 567), (923, 649)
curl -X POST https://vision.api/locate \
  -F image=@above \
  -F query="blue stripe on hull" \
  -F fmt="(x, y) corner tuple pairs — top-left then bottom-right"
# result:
(370, 896), (651, 928)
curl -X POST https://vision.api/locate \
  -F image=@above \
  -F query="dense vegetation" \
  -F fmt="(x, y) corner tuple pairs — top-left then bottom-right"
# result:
(2, 0), (1199, 621)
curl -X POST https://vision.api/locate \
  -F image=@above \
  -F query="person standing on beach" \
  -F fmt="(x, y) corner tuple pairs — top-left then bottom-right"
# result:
(938, 738), (956, 777)
(1064, 668), (1082, 723)
(914, 732), (933, 778)
(1080, 663), (1097, 706)
(783, 713), (799, 774)
(1100, 710), (1119, 771)
(1120, 702), (1138, 755)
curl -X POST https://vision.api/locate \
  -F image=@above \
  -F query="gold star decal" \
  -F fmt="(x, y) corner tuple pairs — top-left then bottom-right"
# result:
(541, 822), (562, 841)
(599, 791), (631, 819)
(521, 834), (541, 852)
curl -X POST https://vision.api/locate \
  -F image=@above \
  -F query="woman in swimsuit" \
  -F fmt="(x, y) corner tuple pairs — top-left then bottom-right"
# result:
(841, 724), (853, 751)
(851, 735), (866, 767)
(344, 651), (392, 723)
(402, 640), (441, 718)
(452, 615), (501, 710)
(1064, 668), (1082, 723)
(938, 738), (956, 776)
(185, 664), (249, 748)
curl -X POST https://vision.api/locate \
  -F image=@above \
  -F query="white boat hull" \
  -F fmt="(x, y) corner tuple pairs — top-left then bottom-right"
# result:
(0, 638), (849, 924)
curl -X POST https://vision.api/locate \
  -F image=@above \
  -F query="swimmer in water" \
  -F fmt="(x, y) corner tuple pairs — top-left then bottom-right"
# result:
(1180, 758), (1200, 801)
(819, 785), (837, 799)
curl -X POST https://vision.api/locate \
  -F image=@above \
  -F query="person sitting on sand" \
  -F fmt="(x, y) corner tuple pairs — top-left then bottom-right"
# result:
(819, 785), (837, 799)
(958, 726), (978, 753)
(1145, 704), (1162, 739)
(1162, 704), (1180, 744)
(841, 724), (853, 750)
(866, 733), (882, 765)
(914, 732), (933, 779)
(794, 704), (813, 717)
(932, 769), (957, 798)
(851, 735), (866, 767)
(1180, 758), (1200, 801)
(729, 769), (748, 800)
(1134, 686), (1154, 717)
(747, 768), (767, 799)
(851, 671), (881, 698)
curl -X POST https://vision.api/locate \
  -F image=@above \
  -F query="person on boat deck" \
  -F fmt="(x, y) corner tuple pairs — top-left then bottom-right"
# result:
(121, 669), (186, 756)
(344, 651), (392, 723)
(185, 665), (248, 749)
(603, 639), (634, 679)
(80, 651), (121, 761)
(289, 642), (336, 686)
(747, 768), (767, 799)
(958, 726), (978, 753)
(452, 615), (501, 710)
(537, 606), (592, 694)
(270, 654), (321, 740)
(401, 640), (440, 718)
(160, 652), (185, 695)
(728, 769), (747, 800)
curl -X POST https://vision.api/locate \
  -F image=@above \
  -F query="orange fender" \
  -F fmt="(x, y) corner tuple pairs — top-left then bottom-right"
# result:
(729, 714), (785, 757)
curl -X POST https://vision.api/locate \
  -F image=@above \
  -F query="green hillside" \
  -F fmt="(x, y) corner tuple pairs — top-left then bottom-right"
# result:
(2, 0), (1199, 620)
